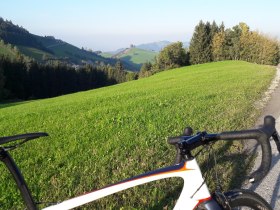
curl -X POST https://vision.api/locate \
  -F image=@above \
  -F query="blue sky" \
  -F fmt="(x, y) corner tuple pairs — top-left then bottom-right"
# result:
(1, 0), (280, 51)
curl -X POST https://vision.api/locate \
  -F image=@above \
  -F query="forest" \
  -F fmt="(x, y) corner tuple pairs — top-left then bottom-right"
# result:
(0, 51), (136, 100)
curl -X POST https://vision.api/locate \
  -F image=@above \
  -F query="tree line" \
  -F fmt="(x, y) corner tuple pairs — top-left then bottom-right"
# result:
(190, 21), (279, 65)
(139, 21), (280, 78)
(0, 53), (136, 101)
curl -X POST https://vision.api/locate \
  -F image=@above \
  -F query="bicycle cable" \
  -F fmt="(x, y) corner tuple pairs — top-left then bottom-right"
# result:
(190, 144), (212, 198)
(210, 144), (231, 209)
(2, 138), (31, 151)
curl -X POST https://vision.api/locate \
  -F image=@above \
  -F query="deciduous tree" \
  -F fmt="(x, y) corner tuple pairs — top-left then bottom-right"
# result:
(156, 42), (188, 70)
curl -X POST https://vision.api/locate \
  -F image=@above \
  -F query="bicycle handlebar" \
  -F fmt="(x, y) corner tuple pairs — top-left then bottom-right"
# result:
(0, 133), (49, 146)
(168, 115), (280, 184)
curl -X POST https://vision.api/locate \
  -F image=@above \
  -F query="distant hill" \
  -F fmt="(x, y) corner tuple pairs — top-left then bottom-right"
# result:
(136, 41), (190, 52)
(101, 47), (158, 70)
(136, 41), (172, 52)
(0, 18), (136, 71)
(101, 41), (190, 70)
(113, 47), (158, 69)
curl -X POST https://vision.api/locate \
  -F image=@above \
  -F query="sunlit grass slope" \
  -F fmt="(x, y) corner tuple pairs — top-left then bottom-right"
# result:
(118, 48), (157, 64)
(0, 61), (275, 209)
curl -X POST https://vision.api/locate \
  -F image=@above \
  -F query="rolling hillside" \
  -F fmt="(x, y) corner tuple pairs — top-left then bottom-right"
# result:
(0, 18), (136, 70)
(101, 41), (190, 70)
(137, 40), (172, 52)
(111, 47), (158, 70)
(101, 47), (158, 70)
(0, 61), (276, 209)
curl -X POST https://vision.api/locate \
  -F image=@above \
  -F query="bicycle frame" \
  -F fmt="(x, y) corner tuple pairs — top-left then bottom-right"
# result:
(43, 158), (214, 210)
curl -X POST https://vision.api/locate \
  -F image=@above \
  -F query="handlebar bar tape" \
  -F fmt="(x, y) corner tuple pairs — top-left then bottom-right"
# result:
(218, 115), (276, 183)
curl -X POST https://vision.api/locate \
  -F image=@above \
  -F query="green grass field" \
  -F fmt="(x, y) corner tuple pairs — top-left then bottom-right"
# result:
(102, 48), (158, 70)
(117, 48), (157, 64)
(0, 61), (276, 209)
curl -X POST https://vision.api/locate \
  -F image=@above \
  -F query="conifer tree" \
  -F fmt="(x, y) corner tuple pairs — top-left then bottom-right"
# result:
(189, 20), (212, 64)
(0, 65), (5, 100)
(139, 62), (152, 78)
(224, 25), (242, 60)
(209, 21), (219, 60)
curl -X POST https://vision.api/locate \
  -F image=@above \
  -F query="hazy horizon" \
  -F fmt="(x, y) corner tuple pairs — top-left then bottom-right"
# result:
(1, 0), (280, 51)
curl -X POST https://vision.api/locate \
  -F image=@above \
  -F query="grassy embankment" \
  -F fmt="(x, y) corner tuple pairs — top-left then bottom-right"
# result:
(0, 61), (275, 209)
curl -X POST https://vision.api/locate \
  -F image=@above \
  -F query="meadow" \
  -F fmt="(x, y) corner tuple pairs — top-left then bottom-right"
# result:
(0, 61), (275, 209)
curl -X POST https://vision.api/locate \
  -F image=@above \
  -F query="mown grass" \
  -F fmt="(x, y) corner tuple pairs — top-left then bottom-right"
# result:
(0, 61), (276, 209)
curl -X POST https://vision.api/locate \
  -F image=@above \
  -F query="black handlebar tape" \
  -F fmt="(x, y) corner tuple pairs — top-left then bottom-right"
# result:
(167, 136), (182, 145)
(174, 145), (182, 164)
(167, 137), (183, 164)
(0, 132), (49, 145)
(251, 115), (276, 182)
(272, 132), (280, 153)
(249, 132), (272, 183)
(264, 115), (276, 129)
(218, 129), (273, 183)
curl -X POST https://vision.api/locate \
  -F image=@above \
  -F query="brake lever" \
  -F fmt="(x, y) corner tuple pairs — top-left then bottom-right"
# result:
(173, 126), (194, 164)
(272, 131), (280, 153)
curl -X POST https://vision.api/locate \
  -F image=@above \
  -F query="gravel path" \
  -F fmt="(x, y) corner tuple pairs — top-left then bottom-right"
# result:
(244, 65), (280, 209)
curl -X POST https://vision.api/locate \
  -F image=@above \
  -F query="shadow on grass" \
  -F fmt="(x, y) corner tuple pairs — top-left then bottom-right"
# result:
(0, 100), (32, 109)
(197, 141), (254, 190)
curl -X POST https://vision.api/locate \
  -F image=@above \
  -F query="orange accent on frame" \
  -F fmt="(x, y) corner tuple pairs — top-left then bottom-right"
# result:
(193, 196), (212, 209)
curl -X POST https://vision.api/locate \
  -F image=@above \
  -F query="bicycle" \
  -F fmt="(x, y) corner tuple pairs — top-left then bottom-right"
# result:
(0, 115), (279, 209)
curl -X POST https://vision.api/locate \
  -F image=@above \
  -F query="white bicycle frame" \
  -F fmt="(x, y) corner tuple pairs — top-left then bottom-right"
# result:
(43, 158), (211, 210)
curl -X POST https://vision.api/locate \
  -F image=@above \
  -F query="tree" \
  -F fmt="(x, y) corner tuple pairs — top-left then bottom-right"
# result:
(125, 72), (137, 81)
(257, 35), (280, 65)
(114, 60), (126, 83)
(139, 62), (152, 78)
(212, 30), (226, 61)
(239, 22), (252, 61)
(189, 20), (212, 64)
(155, 42), (188, 70)
(224, 25), (242, 60)
(209, 21), (219, 60)
(0, 65), (5, 100)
